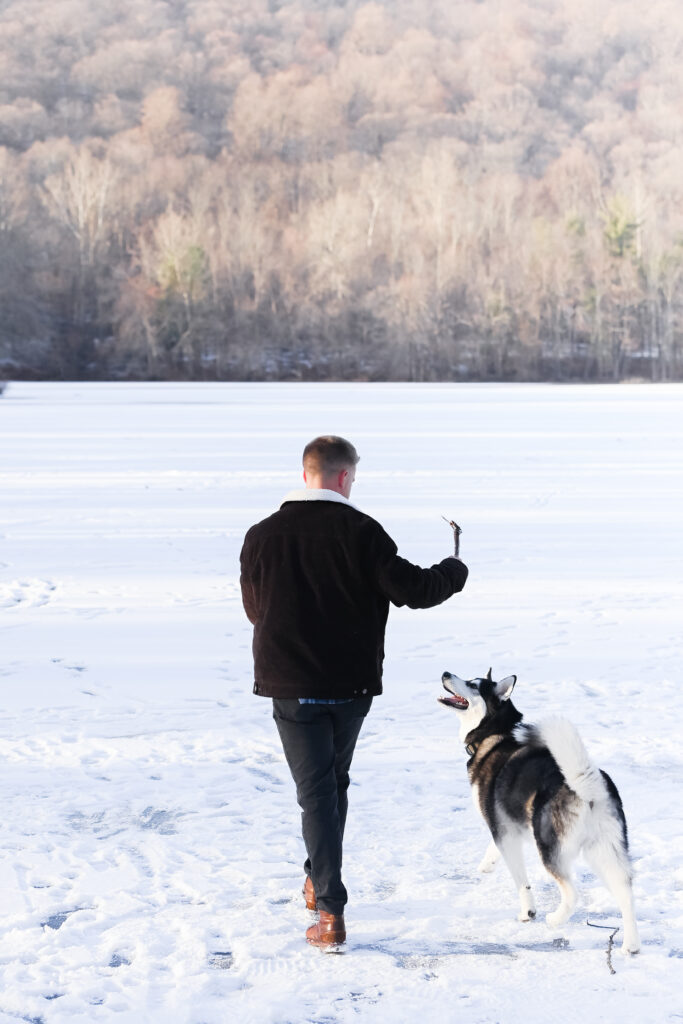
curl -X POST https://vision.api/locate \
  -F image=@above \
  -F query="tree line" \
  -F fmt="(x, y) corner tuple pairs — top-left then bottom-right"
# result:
(1, 0), (683, 381)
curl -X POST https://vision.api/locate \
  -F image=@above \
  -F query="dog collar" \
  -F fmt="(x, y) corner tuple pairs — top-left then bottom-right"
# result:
(465, 741), (478, 757)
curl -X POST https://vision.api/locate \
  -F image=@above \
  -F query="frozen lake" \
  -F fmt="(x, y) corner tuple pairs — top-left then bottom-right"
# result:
(1, 382), (682, 1023)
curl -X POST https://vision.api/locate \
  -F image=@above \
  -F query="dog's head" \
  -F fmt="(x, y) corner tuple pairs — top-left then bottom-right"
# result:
(438, 668), (517, 745)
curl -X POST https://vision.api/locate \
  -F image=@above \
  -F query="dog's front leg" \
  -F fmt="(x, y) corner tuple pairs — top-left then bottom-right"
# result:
(497, 834), (537, 922)
(478, 840), (500, 874)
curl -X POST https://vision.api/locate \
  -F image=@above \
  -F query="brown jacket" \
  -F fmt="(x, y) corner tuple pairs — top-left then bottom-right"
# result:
(240, 490), (468, 699)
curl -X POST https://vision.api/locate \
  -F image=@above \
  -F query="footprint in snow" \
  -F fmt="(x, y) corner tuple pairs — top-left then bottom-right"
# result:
(0, 579), (56, 608)
(42, 910), (78, 931)
(137, 807), (179, 835)
(208, 951), (233, 969)
(109, 953), (132, 968)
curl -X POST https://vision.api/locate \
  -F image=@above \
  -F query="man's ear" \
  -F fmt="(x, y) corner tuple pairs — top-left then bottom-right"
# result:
(494, 675), (517, 701)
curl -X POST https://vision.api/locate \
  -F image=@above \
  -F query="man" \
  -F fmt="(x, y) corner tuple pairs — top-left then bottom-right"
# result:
(240, 436), (468, 949)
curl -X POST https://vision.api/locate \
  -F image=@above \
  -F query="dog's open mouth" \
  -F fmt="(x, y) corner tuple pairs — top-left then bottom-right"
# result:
(438, 693), (469, 710)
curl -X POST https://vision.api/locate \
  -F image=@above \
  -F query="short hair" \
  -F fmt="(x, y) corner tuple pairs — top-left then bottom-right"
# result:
(302, 435), (360, 476)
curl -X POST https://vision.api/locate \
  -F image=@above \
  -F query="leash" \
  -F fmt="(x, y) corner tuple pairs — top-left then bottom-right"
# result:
(586, 920), (619, 974)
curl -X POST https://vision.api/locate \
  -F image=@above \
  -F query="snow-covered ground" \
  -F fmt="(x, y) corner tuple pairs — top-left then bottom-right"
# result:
(1, 381), (682, 1024)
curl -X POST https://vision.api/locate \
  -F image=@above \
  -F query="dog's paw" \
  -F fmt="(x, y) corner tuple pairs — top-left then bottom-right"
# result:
(517, 885), (536, 922)
(545, 910), (568, 929)
(620, 939), (640, 956)
(478, 859), (496, 874)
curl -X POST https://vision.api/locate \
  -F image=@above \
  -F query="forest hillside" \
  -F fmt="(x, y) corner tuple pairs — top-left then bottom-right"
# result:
(1, 0), (683, 380)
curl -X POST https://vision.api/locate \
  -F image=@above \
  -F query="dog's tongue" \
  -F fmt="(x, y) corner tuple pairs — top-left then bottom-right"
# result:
(438, 694), (469, 710)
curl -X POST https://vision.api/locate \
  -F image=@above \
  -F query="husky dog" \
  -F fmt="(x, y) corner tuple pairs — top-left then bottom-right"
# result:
(439, 669), (640, 954)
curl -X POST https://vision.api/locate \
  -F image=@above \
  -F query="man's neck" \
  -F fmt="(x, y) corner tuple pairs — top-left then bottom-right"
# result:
(281, 487), (356, 509)
(306, 482), (344, 496)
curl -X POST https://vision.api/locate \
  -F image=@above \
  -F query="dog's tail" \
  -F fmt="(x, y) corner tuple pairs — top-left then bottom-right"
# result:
(537, 717), (608, 804)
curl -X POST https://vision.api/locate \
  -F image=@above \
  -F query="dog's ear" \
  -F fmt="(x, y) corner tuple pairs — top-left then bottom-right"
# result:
(494, 675), (516, 701)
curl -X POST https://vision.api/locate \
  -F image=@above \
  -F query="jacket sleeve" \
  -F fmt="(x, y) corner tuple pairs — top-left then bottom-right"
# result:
(369, 521), (469, 609)
(239, 535), (259, 624)
(377, 552), (468, 609)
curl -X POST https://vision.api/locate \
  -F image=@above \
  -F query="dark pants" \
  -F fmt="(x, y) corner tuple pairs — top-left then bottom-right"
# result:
(272, 696), (373, 916)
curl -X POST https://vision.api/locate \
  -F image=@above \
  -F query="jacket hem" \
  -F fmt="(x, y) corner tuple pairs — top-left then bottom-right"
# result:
(253, 681), (383, 699)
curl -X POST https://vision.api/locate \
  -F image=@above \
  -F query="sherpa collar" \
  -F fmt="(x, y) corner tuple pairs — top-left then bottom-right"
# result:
(281, 488), (358, 510)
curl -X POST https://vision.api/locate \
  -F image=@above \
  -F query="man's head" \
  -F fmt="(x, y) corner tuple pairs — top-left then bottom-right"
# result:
(302, 435), (359, 498)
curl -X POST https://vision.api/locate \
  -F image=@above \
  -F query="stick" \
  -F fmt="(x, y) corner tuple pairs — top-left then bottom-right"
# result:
(442, 516), (462, 558)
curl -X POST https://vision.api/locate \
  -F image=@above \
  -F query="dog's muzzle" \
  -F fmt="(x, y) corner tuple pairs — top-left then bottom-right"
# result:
(438, 673), (469, 710)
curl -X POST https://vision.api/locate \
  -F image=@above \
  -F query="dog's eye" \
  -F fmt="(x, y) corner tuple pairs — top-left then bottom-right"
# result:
(466, 682), (479, 691)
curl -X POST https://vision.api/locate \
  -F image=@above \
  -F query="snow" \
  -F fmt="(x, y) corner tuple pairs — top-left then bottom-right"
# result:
(1, 381), (682, 1024)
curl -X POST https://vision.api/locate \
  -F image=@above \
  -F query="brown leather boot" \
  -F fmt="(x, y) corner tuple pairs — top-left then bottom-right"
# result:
(302, 875), (317, 912)
(306, 910), (346, 950)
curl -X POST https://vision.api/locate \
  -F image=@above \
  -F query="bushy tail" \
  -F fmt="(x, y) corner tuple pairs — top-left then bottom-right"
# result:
(537, 717), (607, 804)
